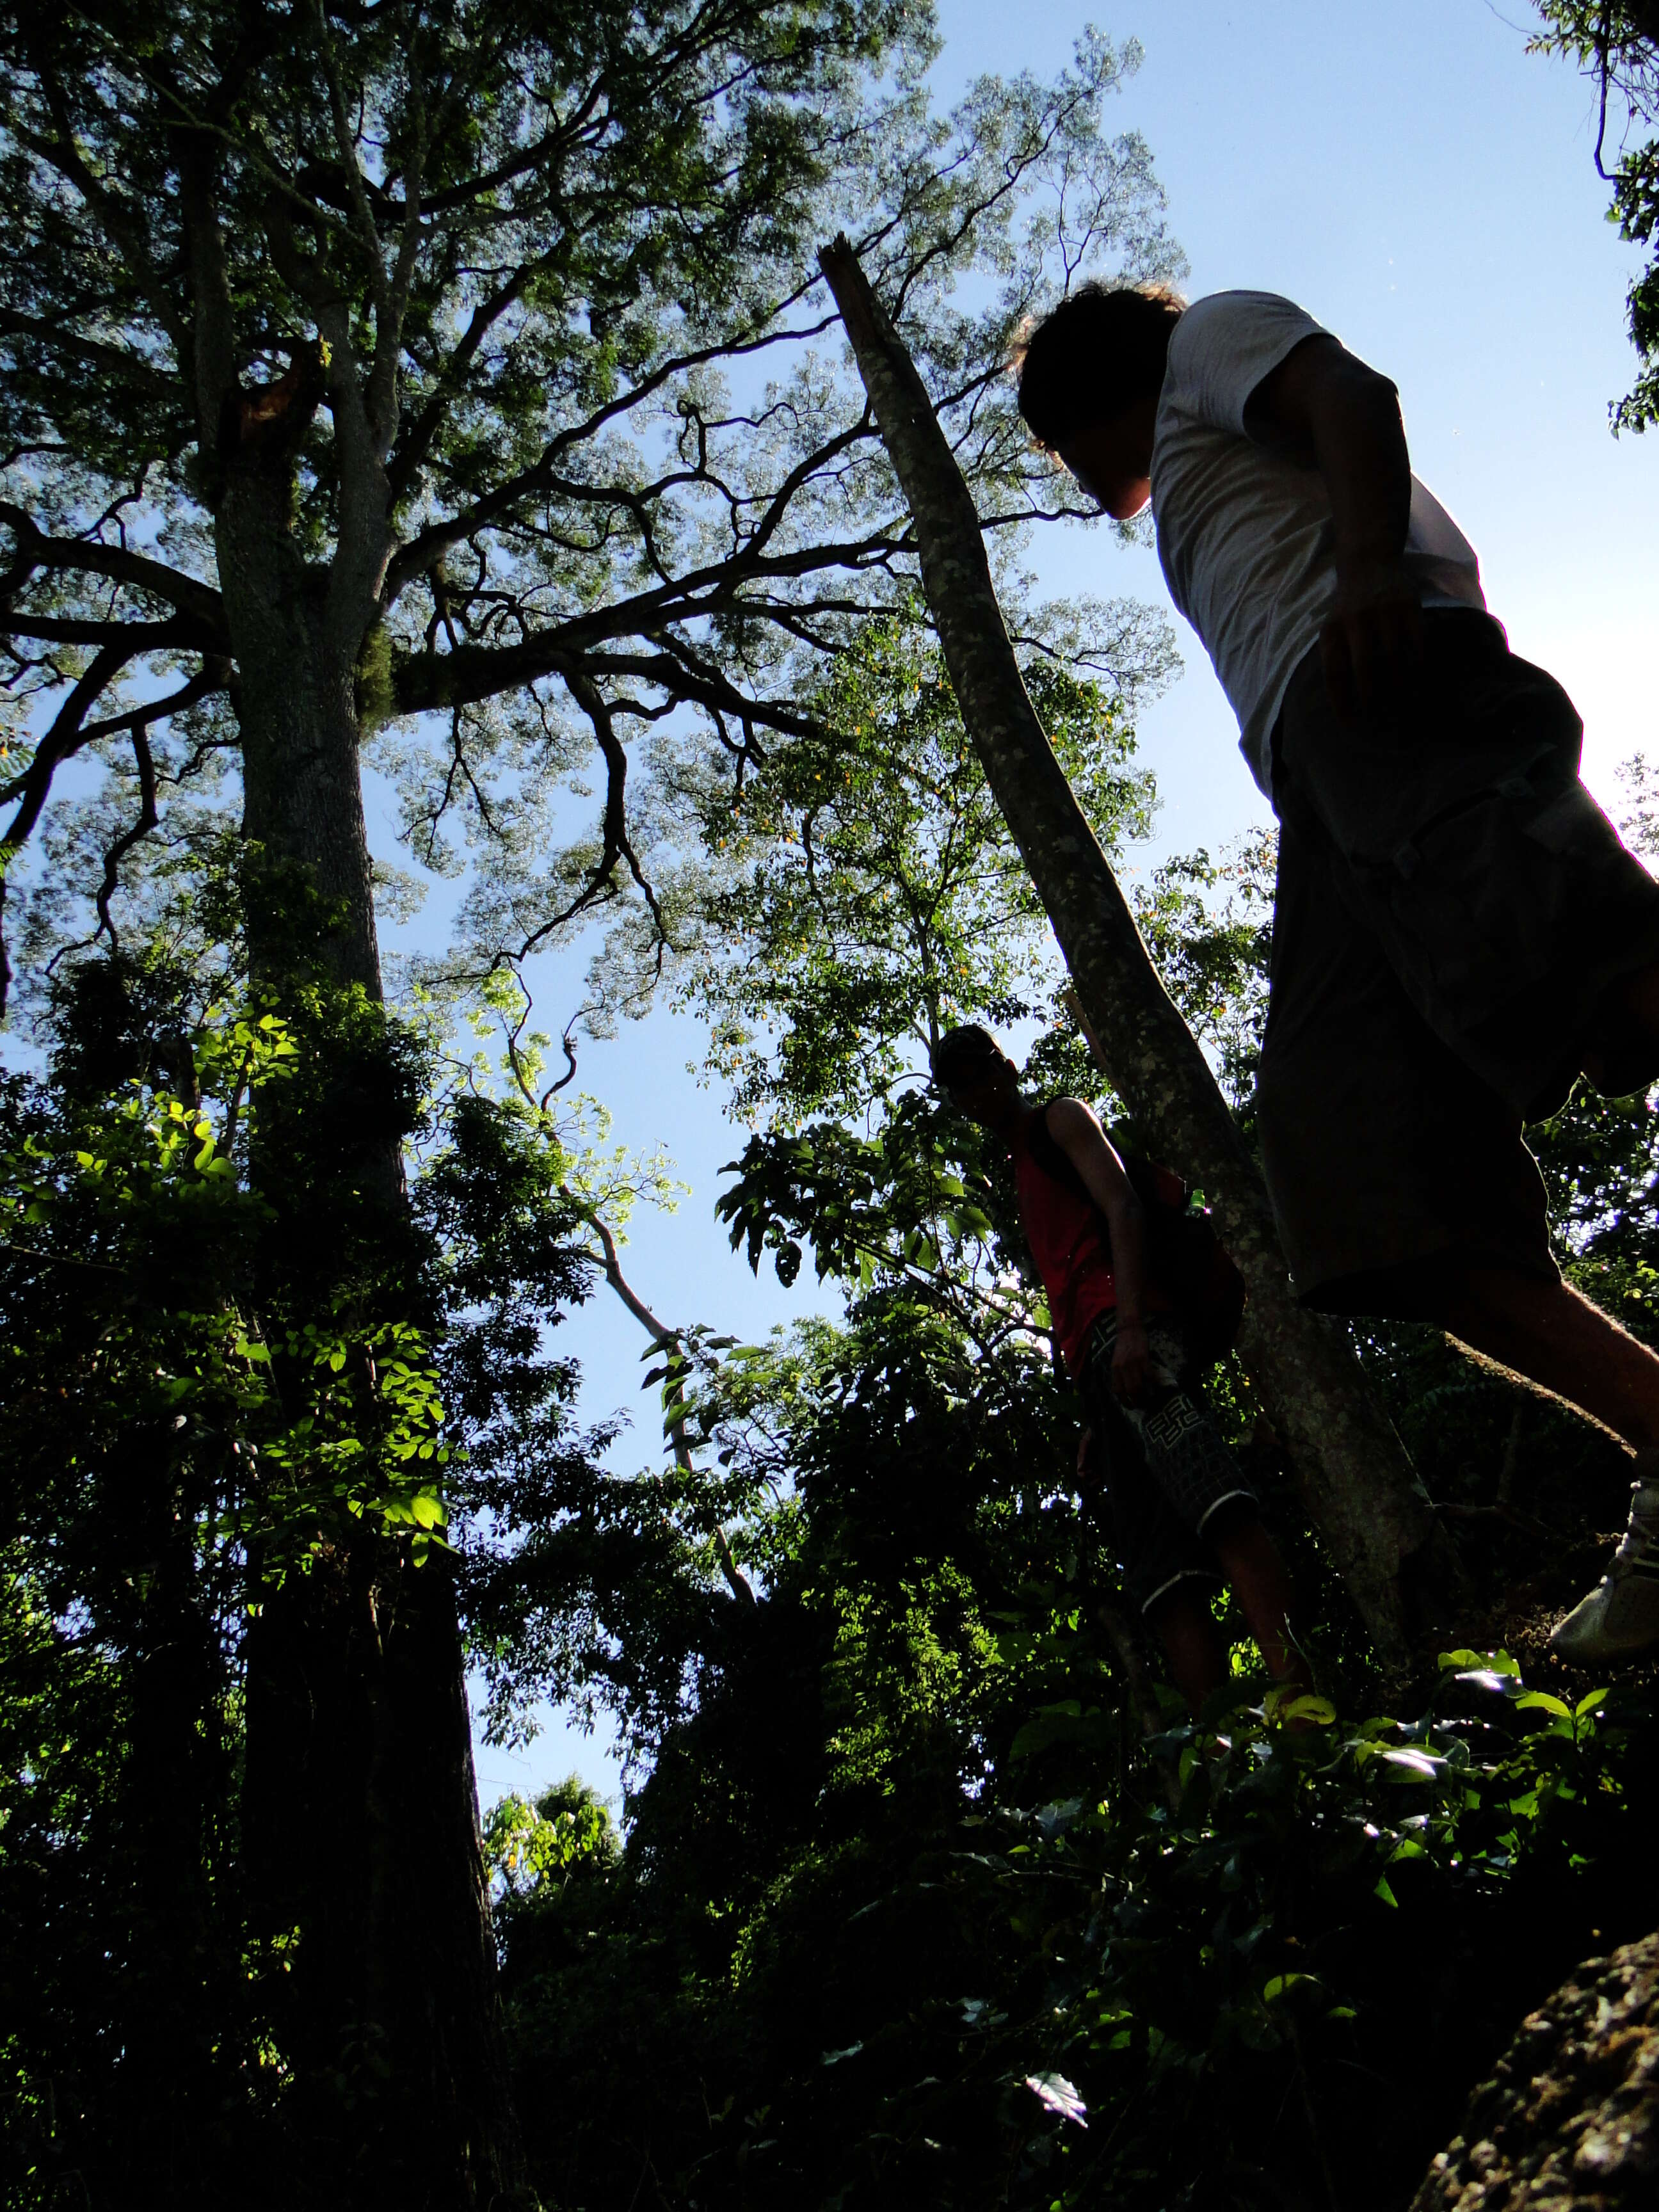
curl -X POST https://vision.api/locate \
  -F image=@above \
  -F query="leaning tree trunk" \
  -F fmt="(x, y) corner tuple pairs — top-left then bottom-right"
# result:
(217, 464), (527, 2208)
(817, 236), (1461, 1667)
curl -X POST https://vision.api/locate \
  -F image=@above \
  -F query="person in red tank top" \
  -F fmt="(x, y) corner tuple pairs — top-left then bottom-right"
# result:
(932, 1023), (1310, 1717)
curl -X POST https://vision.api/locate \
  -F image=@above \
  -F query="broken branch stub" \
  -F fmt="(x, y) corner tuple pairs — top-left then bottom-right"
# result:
(817, 232), (1460, 1665)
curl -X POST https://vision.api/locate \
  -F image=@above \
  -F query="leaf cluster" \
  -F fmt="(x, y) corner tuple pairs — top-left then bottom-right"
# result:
(1532, 1), (1659, 429)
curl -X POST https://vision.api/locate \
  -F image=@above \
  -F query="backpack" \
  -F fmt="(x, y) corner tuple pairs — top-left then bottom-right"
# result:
(1022, 1102), (1247, 1370)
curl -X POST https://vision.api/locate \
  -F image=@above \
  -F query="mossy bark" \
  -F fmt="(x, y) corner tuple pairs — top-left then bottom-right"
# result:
(1413, 1933), (1659, 2209)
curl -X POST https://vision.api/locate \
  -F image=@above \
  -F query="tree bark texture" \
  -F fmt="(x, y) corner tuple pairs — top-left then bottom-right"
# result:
(217, 472), (384, 1006)
(1412, 1932), (1659, 2209)
(220, 493), (527, 2198)
(817, 235), (1460, 1666)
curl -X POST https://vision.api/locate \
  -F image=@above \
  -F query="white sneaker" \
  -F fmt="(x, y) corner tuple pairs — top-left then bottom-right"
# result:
(1550, 1479), (1659, 1667)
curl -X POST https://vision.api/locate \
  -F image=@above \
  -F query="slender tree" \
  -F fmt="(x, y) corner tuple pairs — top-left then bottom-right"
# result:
(815, 234), (1462, 1664)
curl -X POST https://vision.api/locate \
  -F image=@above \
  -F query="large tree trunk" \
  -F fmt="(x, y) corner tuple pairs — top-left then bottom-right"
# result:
(817, 236), (1461, 1668)
(218, 470), (385, 1007)
(113, 1419), (232, 2201)
(218, 474), (529, 2206)
(1412, 1932), (1659, 2208)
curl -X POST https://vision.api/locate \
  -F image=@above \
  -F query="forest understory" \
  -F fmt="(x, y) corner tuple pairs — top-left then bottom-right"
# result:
(3, 1), (1659, 2207)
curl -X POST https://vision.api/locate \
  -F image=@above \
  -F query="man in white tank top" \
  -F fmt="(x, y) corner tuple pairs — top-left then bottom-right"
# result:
(1016, 285), (1659, 1668)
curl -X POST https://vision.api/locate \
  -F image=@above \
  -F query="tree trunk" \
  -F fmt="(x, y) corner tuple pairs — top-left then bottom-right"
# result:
(114, 1420), (232, 2202)
(817, 236), (1461, 1668)
(1412, 1932), (1659, 2209)
(218, 472), (384, 1006)
(218, 477), (529, 2206)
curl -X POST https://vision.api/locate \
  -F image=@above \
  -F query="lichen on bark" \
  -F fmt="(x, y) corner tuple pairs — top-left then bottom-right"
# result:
(1413, 1933), (1659, 2210)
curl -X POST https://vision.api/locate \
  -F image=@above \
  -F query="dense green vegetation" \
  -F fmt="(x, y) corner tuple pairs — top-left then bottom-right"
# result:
(2, 3), (1657, 2204)
(457, 679), (1659, 2209)
(8, 631), (1658, 2208)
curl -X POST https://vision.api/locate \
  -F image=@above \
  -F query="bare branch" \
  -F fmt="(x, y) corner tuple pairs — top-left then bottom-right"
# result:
(381, 305), (842, 603)
(588, 1214), (756, 1605)
(0, 661), (230, 810)
(0, 639), (133, 1013)
(0, 504), (227, 641)
(91, 721), (161, 947)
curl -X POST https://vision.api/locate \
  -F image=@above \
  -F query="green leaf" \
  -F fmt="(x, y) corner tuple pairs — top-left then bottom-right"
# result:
(1269, 1692), (1335, 1726)
(1374, 1875), (1399, 1909)
(1024, 2074), (1087, 2128)
(1381, 1748), (1443, 1781)
(1262, 1972), (1318, 2002)
(1440, 1647), (1519, 1676)
(1516, 1692), (1573, 1719)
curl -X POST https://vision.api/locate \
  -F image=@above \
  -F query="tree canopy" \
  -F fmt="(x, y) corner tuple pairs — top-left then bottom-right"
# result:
(4, 6), (1659, 2208)
(1532, 1), (1659, 429)
(0, 0), (1176, 1011)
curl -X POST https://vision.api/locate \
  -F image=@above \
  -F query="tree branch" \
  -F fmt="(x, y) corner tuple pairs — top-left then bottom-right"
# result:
(588, 1215), (756, 1606)
(0, 639), (133, 1013)
(0, 504), (227, 640)
(380, 305), (841, 604)
(91, 721), (160, 947)
(0, 662), (230, 811)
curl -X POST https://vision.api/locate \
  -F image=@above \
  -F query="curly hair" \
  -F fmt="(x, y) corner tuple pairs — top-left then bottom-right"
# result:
(1013, 282), (1187, 452)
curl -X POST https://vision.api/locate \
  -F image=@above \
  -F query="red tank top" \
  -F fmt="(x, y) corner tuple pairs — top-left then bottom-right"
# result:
(1011, 1109), (1121, 1376)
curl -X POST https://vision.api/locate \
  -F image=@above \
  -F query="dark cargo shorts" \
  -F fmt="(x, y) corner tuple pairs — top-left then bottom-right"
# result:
(1077, 1313), (1256, 1615)
(1258, 609), (1659, 1317)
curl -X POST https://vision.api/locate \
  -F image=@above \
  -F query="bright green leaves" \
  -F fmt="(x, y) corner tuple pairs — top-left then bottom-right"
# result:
(6, 1002), (300, 1241)
(977, 1641), (1637, 2204)
(228, 1317), (455, 1571)
(484, 1779), (620, 1904)
(2, 981), (467, 1583)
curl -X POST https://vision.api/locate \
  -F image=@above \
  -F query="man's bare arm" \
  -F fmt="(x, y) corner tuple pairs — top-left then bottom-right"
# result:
(1048, 1096), (1150, 1402)
(1245, 332), (1423, 716)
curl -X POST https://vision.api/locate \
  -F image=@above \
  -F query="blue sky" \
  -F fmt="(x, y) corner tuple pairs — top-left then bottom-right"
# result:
(405, 1), (1659, 1811)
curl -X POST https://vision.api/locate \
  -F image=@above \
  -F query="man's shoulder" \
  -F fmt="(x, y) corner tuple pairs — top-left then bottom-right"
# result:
(1181, 287), (1317, 324)
(1171, 289), (1324, 365)
(1043, 1095), (1098, 1136)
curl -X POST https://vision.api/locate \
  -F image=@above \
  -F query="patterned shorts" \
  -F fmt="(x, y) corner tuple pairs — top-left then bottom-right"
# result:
(1076, 1313), (1257, 1616)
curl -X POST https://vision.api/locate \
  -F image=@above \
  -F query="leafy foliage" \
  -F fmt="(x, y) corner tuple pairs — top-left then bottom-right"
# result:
(1532, 3), (1659, 430)
(0, 0), (1180, 1015)
(479, 1265), (1657, 2208)
(671, 614), (1164, 1125)
(466, 672), (1659, 2208)
(0, 926), (627, 2202)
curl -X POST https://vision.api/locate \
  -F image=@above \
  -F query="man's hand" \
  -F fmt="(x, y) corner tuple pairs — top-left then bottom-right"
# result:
(1246, 335), (1422, 723)
(1111, 1317), (1150, 1405)
(1320, 551), (1423, 722)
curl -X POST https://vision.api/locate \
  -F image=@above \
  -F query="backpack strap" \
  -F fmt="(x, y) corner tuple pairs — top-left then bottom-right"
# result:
(1022, 1101), (1244, 1366)
(1023, 1100), (1177, 1220)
